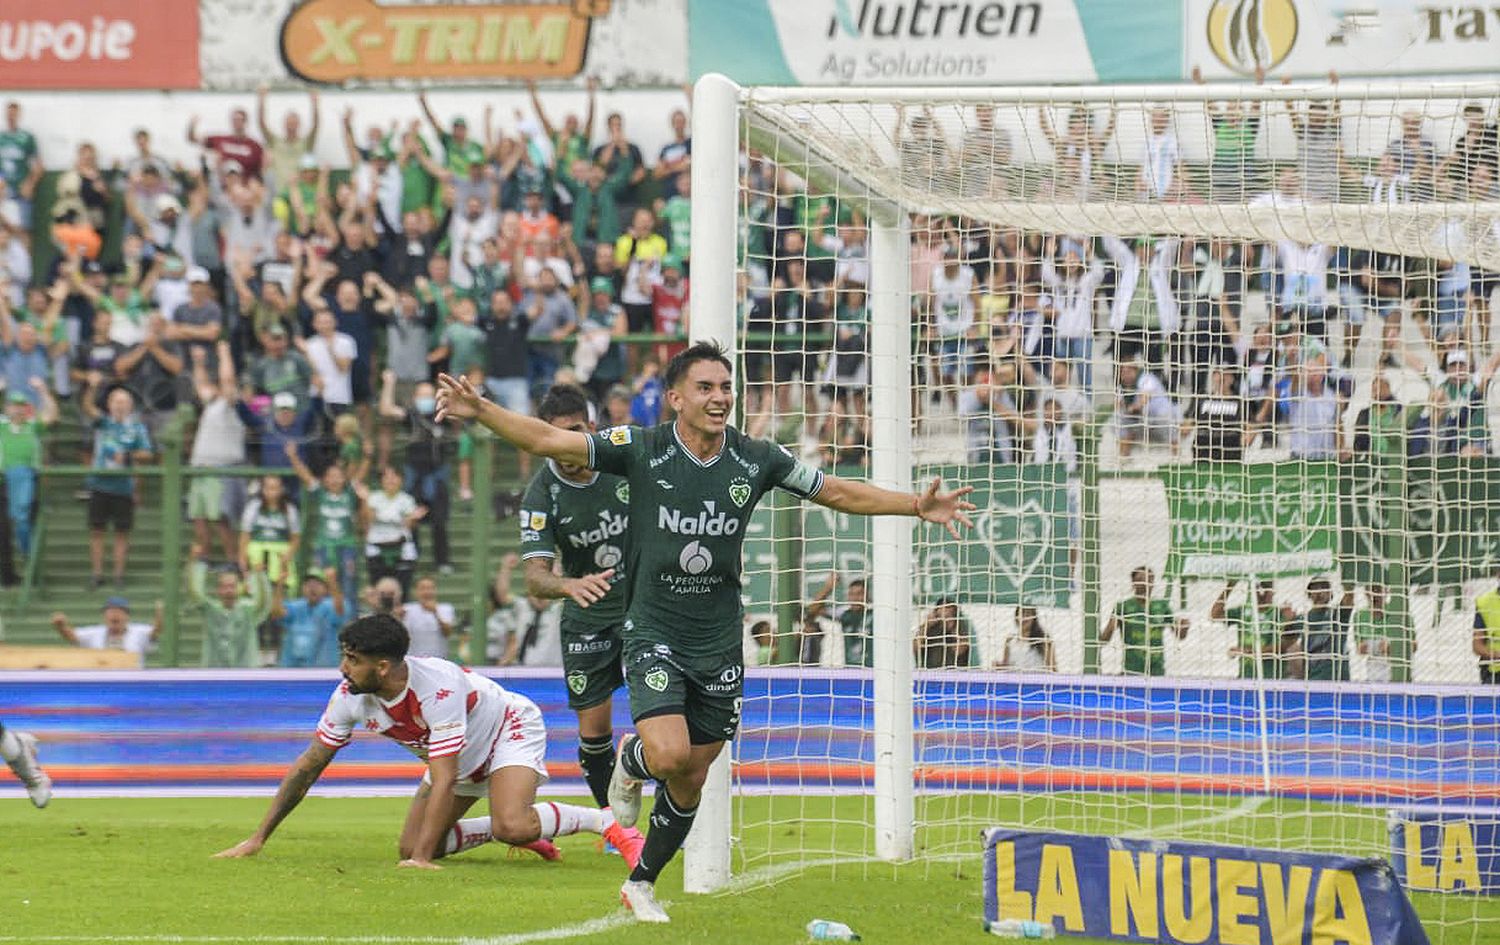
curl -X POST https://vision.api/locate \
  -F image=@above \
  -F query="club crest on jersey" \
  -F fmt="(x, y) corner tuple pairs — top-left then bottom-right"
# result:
(527, 511), (547, 530)
(644, 667), (669, 692)
(604, 425), (632, 446)
(728, 478), (751, 508)
(615, 480), (629, 504)
(566, 671), (588, 695)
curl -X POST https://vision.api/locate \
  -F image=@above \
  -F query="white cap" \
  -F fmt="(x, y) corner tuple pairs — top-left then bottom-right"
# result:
(187, 266), (211, 284)
(154, 194), (182, 217)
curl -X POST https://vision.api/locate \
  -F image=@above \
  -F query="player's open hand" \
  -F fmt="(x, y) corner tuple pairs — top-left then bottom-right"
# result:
(915, 477), (977, 539)
(565, 570), (615, 608)
(213, 837), (264, 859)
(397, 858), (442, 870)
(435, 373), (484, 423)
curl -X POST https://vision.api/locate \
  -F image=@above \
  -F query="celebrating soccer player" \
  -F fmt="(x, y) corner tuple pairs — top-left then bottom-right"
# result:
(436, 341), (975, 922)
(517, 383), (632, 818)
(213, 614), (643, 868)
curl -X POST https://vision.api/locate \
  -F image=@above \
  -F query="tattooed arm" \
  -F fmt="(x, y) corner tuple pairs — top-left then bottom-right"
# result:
(213, 740), (337, 857)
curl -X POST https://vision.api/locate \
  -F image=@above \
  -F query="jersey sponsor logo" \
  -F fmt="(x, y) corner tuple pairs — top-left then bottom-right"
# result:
(615, 480), (630, 504)
(434, 688), (453, 701)
(566, 509), (627, 550)
(521, 529), (542, 543)
(727, 446), (760, 477)
(604, 425), (633, 446)
(644, 666), (670, 692)
(728, 478), (751, 508)
(649, 445), (677, 469)
(719, 665), (742, 684)
(656, 479), (675, 490)
(566, 671), (588, 695)
(567, 637), (614, 654)
(595, 544), (623, 569)
(679, 540), (714, 575)
(659, 501), (740, 537)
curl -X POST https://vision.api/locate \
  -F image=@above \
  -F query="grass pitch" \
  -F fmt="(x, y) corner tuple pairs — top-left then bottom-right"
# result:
(0, 794), (1493, 944)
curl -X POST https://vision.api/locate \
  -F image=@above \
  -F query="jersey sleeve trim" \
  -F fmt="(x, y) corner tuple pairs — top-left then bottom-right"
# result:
(521, 550), (557, 561)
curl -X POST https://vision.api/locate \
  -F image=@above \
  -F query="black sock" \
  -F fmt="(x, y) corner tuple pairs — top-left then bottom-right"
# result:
(578, 734), (615, 808)
(620, 734), (654, 781)
(629, 786), (697, 884)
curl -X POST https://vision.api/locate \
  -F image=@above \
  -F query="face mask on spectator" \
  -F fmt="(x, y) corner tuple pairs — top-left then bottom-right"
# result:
(415, 397), (436, 415)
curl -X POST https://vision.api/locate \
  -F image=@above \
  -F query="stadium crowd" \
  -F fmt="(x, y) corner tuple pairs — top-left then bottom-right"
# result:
(0, 82), (1497, 681)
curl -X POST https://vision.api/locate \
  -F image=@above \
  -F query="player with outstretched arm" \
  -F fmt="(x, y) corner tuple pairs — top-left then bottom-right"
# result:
(214, 613), (643, 868)
(436, 341), (975, 922)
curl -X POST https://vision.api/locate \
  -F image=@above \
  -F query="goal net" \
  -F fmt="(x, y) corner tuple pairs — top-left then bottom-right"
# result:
(686, 75), (1500, 942)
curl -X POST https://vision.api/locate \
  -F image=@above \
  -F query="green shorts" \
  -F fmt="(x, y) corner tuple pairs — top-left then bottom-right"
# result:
(561, 620), (625, 711)
(623, 632), (743, 745)
(187, 476), (224, 521)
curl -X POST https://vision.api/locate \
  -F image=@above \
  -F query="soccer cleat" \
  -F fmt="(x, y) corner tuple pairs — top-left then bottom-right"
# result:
(620, 879), (670, 923)
(608, 735), (644, 828)
(601, 822), (645, 871)
(518, 838), (561, 861)
(14, 732), (50, 809)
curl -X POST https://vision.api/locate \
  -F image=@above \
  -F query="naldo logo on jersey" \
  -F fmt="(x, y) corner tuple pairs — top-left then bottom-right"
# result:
(567, 509), (626, 549)
(659, 500), (740, 536)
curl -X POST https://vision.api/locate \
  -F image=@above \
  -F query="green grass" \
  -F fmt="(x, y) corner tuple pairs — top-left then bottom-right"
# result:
(0, 794), (1494, 944)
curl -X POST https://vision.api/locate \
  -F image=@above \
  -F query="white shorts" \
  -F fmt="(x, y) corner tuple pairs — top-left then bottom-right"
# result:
(422, 696), (551, 799)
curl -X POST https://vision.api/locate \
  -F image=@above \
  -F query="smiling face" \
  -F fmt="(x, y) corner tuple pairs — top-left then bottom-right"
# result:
(666, 357), (734, 441)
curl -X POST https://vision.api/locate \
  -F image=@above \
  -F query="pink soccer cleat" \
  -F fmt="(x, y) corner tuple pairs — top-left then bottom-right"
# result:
(518, 838), (562, 861)
(602, 821), (645, 870)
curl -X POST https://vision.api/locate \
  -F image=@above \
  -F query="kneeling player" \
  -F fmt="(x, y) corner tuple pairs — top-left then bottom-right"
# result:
(519, 384), (630, 812)
(214, 614), (642, 867)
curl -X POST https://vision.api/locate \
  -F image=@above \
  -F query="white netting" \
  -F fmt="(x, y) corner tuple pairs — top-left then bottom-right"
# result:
(725, 79), (1500, 941)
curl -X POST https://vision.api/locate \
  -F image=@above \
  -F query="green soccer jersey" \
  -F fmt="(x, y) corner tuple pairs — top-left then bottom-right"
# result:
(441, 133), (485, 177)
(310, 484), (359, 550)
(1352, 606), (1408, 663)
(0, 128), (37, 188)
(1300, 605), (1352, 682)
(586, 422), (824, 660)
(1112, 596), (1175, 677)
(0, 418), (44, 470)
(519, 461), (631, 630)
(661, 196), (691, 257)
(1224, 605), (1282, 680)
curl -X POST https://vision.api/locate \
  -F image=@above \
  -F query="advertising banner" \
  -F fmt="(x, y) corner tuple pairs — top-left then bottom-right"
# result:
(983, 829), (1430, 945)
(1391, 816), (1500, 896)
(0, 0), (200, 89)
(1161, 462), (1338, 581)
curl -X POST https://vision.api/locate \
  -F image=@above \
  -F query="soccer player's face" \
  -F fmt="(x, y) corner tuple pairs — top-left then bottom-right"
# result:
(548, 413), (592, 476)
(669, 359), (734, 437)
(339, 649), (383, 694)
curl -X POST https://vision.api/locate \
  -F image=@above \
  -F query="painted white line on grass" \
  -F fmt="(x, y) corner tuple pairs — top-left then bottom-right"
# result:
(0, 915), (637, 945)
(1122, 794), (1270, 839)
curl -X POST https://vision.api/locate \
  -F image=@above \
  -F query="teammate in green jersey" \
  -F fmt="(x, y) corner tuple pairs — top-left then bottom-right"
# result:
(519, 383), (631, 813)
(437, 342), (975, 922)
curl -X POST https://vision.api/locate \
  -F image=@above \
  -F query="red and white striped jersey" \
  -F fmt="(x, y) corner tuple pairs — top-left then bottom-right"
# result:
(315, 656), (529, 781)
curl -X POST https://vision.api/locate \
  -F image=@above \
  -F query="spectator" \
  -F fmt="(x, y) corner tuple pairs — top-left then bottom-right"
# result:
(187, 342), (247, 564)
(655, 107), (692, 198)
(50, 598), (160, 667)
(286, 442), (364, 607)
(479, 288), (533, 476)
(630, 357), (664, 427)
(188, 105), (264, 181)
(340, 109), (401, 232)
(603, 383), (632, 426)
(360, 465), (424, 597)
(114, 313), (186, 434)
(82, 386), (153, 590)
(428, 296), (487, 381)
(303, 306), (356, 414)
(927, 245), (979, 404)
(418, 93), (483, 178)
(1284, 357), (1342, 460)
(958, 103), (1013, 198)
(1285, 81), (1345, 200)
(168, 268), (224, 368)
(592, 111), (647, 202)
(1348, 373), (1408, 458)
(272, 567), (351, 668)
(244, 323), (311, 408)
(1184, 366), (1249, 462)
(958, 365), (1021, 464)
(0, 383), (54, 581)
(0, 102), (42, 226)
(187, 546), (274, 668)
(487, 552), (561, 666)
(745, 618), (776, 667)
(1041, 238), (1105, 388)
(1101, 565), (1189, 676)
(651, 254), (689, 355)
(1410, 347), (1499, 457)
(401, 575), (456, 659)
(573, 276), (627, 389)
(379, 371), (456, 574)
(558, 155), (633, 246)
(1182, 238), (1242, 392)
(240, 474), (300, 591)
(521, 266), (577, 396)
(894, 105), (949, 185)
(1440, 102), (1499, 197)
(1385, 110), (1437, 200)
(1353, 583), (1411, 682)
(53, 143), (109, 234)
(660, 174), (691, 263)
(1037, 103), (1115, 200)
(1290, 577), (1354, 681)
(1137, 106), (1182, 201)
(1474, 566), (1500, 683)
(1197, 68), (1263, 199)
(449, 195), (499, 289)
(0, 298), (52, 406)
(615, 208), (667, 335)
(997, 606), (1056, 672)
(526, 77), (597, 174)
(914, 600), (974, 669)
(1212, 578), (1291, 680)
(1114, 357), (1179, 458)
(804, 572), (874, 668)
(303, 269), (379, 415)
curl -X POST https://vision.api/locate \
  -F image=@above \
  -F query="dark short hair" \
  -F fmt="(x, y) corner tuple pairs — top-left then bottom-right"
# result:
(848, 578), (867, 593)
(338, 614), (409, 661)
(664, 341), (733, 389)
(537, 383), (592, 424)
(1308, 577), (1332, 592)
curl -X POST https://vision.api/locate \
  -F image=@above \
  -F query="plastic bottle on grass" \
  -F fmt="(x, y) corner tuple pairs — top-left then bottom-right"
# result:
(984, 918), (1056, 939)
(806, 919), (861, 940)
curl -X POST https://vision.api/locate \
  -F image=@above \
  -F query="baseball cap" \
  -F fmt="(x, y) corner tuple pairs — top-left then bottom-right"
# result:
(221, 159), (245, 176)
(104, 596), (130, 612)
(298, 153), (320, 170)
(660, 253), (682, 271)
(187, 266), (211, 284)
(452, 116), (468, 128)
(590, 276), (614, 296)
(1446, 349), (1470, 367)
(155, 194), (182, 217)
(272, 391), (298, 411)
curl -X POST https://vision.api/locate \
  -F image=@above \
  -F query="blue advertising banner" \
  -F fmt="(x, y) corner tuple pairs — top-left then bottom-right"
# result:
(983, 829), (1430, 945)
(1391, 816), (1500, 896)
